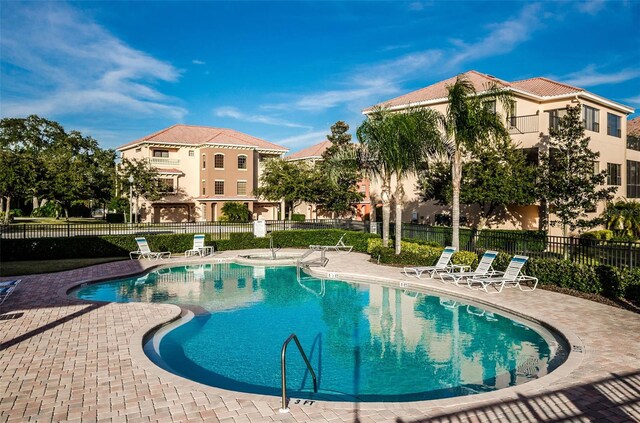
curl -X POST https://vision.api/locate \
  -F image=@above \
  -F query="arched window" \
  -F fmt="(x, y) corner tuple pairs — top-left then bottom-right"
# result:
(214, 154), (225, 169)
(237, 154), (247, 170)
(202, 154), (206, 169)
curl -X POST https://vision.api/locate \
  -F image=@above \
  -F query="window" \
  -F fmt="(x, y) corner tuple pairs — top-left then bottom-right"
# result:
(202, 154), (206, 169)
(238, 155), (247, 170)
(202, 181), (206, 196)
(157, 178), (174, 193)
(215, 180), (224, 195)
(583, 105), (599, 132)
(135, 147), (142, 153)
(628, 135), (640, 151)
(214, 154), (224, 169)
(593, 161), (600, 175)
(608, 113), (621, 137)
(507, 102), (517, 127)
(607, 163), (621, 185)
(628, 160), (640, 198)
(153, 150), (169, 158)
(237, 181), (247, 196)
(189, 150), (194, 157)
(484, 100), (496, 113)
(548, 109), (567, 131)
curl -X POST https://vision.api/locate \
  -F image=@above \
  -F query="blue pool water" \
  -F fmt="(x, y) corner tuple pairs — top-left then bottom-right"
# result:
(72, 263), (566, 402)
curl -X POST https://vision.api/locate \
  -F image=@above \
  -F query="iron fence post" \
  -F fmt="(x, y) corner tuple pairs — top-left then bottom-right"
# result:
(628, 241), (633, 269)
(23, 224), (26, 239)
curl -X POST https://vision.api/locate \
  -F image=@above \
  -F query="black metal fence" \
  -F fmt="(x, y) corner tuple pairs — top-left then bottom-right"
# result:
(3, 219), (639, 268)
(378, 222), (640, 269)
(0, 219), (369, 240)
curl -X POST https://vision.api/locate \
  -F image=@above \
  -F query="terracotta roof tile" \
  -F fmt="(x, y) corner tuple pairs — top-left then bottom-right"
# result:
(510, 77), (582, 97)
(368, 70), (511, 110)
(629, 117), (640, 137)
(117, 124), (287, 152)
(286, 140), (332, 160)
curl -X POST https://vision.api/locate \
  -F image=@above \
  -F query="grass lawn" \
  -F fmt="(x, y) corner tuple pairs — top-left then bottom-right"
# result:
(0, 257), (127, 276)
(11, 217), (107, 225)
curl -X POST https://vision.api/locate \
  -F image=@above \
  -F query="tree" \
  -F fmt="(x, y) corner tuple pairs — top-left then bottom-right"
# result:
(221, 202), (251, 222)
(333, 107), (442, 253)
(443, 76), (512, 248)
(601, 199), (640, 239)
(418, 143), (537, 229)
(255, 158), (315, 219)
(314, 121), (364, 217)
(538, 103), (615, 235)
(119, 158), (161, 222)
(0, 116), (67, 222)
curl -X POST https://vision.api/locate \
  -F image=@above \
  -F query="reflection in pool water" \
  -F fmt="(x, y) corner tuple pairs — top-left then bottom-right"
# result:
(72, 263), (566, 402)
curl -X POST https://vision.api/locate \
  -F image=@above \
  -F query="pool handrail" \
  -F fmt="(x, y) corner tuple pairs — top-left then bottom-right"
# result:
(280, 333), (318, 413)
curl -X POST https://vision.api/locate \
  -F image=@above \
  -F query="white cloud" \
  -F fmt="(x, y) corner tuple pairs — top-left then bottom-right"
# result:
(262, 4), (541, 113)
(577, 0), (606, 15)
(448, 3), (542, 66)
(560, 65), (640, 87)
(275, 131), (328, 147)
(214, 106), (311, 128)
(0, 2), (186, 120)
(192, 59), (206, 65)
(624, 95), (640, 107)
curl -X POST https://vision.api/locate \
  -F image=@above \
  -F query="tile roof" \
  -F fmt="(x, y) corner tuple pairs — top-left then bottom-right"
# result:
(629, 117), (640, 137)
(366, 70), (633, 113)
(117, 124), (288, 152)
(367, 70), (510, 110)
(155, 168), (183, 174)
(510, 77), (581, 97)
(286, 140), (332, 160)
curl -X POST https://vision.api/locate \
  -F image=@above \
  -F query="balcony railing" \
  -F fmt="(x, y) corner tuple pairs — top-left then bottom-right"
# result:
(507, 114), (539, 135)
(148, 157), (180, 166)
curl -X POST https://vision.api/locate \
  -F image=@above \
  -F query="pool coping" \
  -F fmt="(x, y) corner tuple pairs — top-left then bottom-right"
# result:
(61, 250), (586, 413)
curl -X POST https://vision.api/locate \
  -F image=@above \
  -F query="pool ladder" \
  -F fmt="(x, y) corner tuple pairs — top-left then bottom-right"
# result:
(279, 333), (318, 413)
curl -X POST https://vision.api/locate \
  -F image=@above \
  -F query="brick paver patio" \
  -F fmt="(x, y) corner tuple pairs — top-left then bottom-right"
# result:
(1, 250), (639, 422)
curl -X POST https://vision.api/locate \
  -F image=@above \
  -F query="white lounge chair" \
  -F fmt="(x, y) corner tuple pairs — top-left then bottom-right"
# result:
(0, 279), (21, 307)
(185, 234), (214, 257)
(130, 237), (171, 260)
(467, 255), (538, 293)
(309, 233), (353, 253)
(439, 250), (499, 286)
(403, 246), (457, 279)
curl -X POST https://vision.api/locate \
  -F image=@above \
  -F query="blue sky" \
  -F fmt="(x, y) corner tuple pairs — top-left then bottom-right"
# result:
(1, 1), (639, 152)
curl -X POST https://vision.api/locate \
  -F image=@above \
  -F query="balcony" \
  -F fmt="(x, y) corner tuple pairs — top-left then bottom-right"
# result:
(148, 157), (180, 166)
(507, 114), (539, 135)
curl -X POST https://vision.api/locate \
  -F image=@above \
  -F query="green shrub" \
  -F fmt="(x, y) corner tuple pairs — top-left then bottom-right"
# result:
(106, 213), (125, 223)
(580, 229), (614, 241)
(31, 202), (59, 217)
(525, 258), (601, 293)
(272, 230), (377, 252)
(291, 214), (306, 222)
(1, 229), (377, 261)
(595, 265), (626, 298)
(623, 269), (640, 304)
(220, 202), (251, 222)
(367, 238), (477, 267)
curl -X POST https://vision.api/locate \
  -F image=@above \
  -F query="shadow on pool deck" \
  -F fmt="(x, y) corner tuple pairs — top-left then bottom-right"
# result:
(396, 369), (640, 423)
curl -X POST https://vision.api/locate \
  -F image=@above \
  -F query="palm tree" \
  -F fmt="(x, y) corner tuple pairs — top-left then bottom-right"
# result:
(333, 107), (443, 253)
(444, 76), (512, 249)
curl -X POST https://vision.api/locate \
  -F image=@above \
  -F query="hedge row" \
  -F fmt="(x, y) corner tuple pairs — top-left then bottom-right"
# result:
(0, 229), (378, 261)
(368, 240), (639, 304)
(367, 238), (478, 269)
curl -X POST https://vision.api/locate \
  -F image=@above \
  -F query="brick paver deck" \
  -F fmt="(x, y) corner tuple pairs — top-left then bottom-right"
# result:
(1, 250), (639, 422)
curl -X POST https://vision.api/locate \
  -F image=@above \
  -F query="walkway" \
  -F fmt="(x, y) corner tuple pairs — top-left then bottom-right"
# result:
(1, 250), (639, 422)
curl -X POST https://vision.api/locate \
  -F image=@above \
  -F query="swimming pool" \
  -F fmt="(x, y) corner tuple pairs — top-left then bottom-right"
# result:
(71, 263), (567, 402)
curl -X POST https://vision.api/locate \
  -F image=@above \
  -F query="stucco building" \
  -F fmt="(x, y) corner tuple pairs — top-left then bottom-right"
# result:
(365, 70), (636, 234)
(116, 124), (288, 222)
